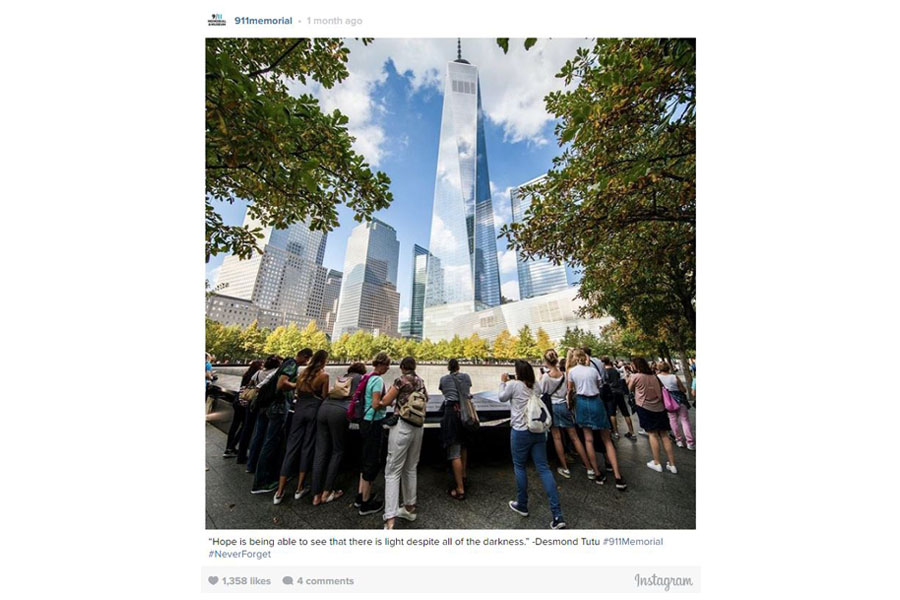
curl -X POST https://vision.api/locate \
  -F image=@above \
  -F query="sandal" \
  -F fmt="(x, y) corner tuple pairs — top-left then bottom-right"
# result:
(323, 490), (344, 504)
(448, 488), (466, 501)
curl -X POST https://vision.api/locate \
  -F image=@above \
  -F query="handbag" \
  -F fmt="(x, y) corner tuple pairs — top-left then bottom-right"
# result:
(451, 374), (480, 432)
(540, 375), (565, 415)
(658, 376), (679, 412)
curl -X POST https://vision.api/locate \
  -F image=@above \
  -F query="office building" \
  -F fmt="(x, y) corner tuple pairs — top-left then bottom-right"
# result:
(511, 175), (581, 299)
(423, 41), (502, 340)
(333, 219), (401, 337)
(407, 244), (429, 340)
(212, 211), (328, 328)
(317, 269), (343, 338)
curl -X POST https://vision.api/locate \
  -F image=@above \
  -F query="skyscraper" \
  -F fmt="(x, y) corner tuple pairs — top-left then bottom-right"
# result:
(423, 41), (502, 340)
(511, 175), (581, 299)
(213, 210), (328, 327)
(317, 269), (343, 338)
(333, 219), (401, 337)
(408, 244), (429, 340)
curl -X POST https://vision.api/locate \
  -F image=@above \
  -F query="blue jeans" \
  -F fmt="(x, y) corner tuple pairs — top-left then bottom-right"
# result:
(510, 428), (562, 520)
(252, 404), (287, 489)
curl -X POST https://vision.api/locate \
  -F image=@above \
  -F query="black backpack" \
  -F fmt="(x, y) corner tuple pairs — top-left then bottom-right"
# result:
(254, 359), (293, 411)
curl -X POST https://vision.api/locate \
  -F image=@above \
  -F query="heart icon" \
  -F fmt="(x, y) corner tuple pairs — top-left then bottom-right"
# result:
(208, 576), (219, 585)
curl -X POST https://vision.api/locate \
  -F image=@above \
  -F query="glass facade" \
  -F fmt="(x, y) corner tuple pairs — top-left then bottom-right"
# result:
(510, 175), (580, 299)
(423, 53), (502, 340)
(318, 269), (343, 338)
(408, 245), (429, 340)
(333, 219), (401, 337)
(214, 211), (328, 327)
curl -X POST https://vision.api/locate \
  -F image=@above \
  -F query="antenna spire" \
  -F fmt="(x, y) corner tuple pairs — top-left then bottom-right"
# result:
(457, 38), (462, 61)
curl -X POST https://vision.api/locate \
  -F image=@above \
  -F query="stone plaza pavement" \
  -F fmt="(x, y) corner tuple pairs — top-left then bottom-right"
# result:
(206, 414), (696, 530)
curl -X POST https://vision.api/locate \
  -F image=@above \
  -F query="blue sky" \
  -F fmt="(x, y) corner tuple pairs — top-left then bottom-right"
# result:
(207, 38), (588, 322)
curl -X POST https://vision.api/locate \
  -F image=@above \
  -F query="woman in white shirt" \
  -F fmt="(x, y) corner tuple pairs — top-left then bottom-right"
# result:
(499, 360), (566, 530)
(539, 349), (591, 480)
(567, 349), (627, 490)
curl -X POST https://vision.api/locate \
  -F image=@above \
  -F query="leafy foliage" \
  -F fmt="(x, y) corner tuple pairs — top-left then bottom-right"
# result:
(206, 39), (393, 260)
(499, 38), (695, 356)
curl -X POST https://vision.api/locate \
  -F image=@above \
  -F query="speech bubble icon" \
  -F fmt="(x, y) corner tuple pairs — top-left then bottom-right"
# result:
(208, 576), (219, 585)
(282, 576), (294, 585)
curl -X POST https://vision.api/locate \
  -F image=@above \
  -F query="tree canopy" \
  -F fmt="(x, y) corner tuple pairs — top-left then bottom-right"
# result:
(499, 38), (695, 355)
(206, 38), (393, 261)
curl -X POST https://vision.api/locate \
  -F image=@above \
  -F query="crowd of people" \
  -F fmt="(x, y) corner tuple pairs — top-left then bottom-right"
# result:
(213, 347), (696, 530)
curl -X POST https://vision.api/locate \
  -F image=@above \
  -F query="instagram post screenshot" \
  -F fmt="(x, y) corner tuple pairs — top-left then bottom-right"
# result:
(8, 1), (897, 599)
(202, 19), (698, 594)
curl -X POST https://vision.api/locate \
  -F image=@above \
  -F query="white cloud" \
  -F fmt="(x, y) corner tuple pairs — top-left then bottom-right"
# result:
(206, 264), (222, 288)
(491, 181), (513, 228)
(502, 280), (521, 301)
(498, 248), (518, 275)
(399, 305), (410, 322)
(286, 38), (587, 166)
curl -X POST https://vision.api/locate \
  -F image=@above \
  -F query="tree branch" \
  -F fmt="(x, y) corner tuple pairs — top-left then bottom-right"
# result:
(248, 39), (305, 78)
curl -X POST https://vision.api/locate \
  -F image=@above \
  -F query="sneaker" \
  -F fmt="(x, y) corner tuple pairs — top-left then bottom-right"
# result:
(638, 429), (649, 436)
(624, 432), (636, 441)
(615, 478), (627, 490)
(222, 449), (237, 458)
(604, 465), (614, 473)
(676, 440), (684, 448)
(556, 467), (571, 479)
(646, 460), (663, 473)
(294, 487), (311, 501)
(508, 500), (529, 517)
(273, 492), (284, 505)
(358, 497), (384, 516)
(586, 469), (596, 480)
(666, 462), (678, 474)
(353, 493), (363, 508)
(397, 507), (417, 522)
(612, 432), (620, 440)
(686, 443), (695, 450)
(595, 473), (608, 485)
(550, 517), (567, 530)
(251, 482), (278, 494)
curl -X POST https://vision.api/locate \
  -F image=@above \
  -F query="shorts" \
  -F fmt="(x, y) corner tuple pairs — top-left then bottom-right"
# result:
(552, 402), (576, 428)
(604, 392), (631, 418)
(446, 443), (462, 460)
(575, 394), (611, 430)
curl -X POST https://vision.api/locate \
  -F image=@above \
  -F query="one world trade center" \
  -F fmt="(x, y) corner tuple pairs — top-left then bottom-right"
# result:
(423, 40), (502, 340)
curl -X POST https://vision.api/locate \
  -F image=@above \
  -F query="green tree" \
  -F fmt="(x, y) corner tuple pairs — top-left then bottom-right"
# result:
(206, 318), (225, 357)
(263, 325), (286, 356)
(206, 39), (393, 261)
(239, 320), (268, 357)
(330, 332), (351, 362)
(499, 38), (695, 358)
(463, 333), (490, 363)
(217, 325), (245, 361)
(492, 330), (518, 362)
(448, 335), (466, 360)
(535, 327), (554, 357)
(417, 339), (437, 362)
(514, 325), (539, 360)
(346, 330), (374, 361)
(300, 320), (329, 352)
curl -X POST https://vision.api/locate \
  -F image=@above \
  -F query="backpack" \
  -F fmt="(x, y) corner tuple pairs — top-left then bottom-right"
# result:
(526, 387), (552, 434)
(396, 375), (428, 427)
(591, 360), (612, 399)
(252, 364), (285, 412)
(328, 374), (354, 399)
(346, 371), (375, 423)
